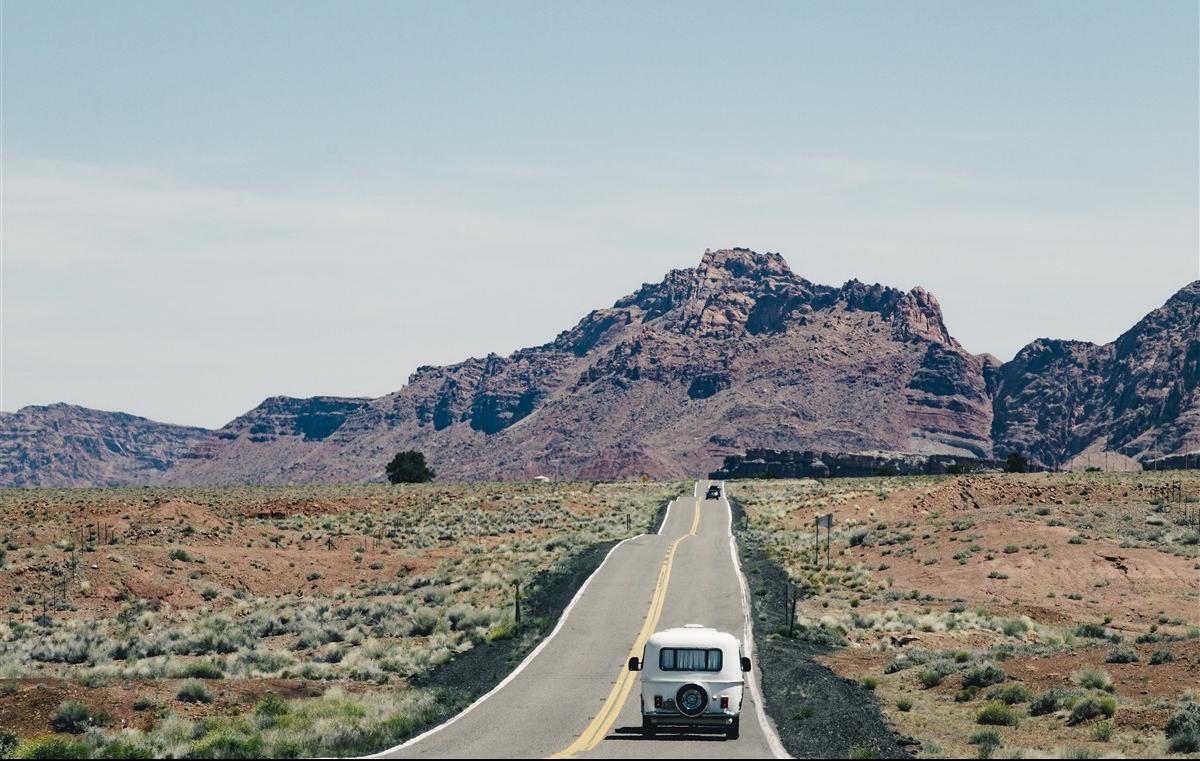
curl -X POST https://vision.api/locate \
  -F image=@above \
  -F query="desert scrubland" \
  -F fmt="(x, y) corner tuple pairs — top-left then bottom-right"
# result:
(734, 472), (1200, 758)
(0, 481), (679, 758)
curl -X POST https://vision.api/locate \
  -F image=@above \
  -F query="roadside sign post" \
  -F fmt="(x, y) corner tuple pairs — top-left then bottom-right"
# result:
(817, 513), (834, 568)
(513, 580), (521, 632)
(813, 517), (819, 566)
(788, 582), (797, 637)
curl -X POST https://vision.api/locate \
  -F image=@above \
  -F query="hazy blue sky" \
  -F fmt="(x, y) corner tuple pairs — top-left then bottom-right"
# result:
(3, 1), (1197, 427)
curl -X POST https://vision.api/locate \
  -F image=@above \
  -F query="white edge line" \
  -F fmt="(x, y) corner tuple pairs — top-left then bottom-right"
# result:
(657, 496), (675, 535)
(720, 482), (791, 760)
(363, 497), (679, 758)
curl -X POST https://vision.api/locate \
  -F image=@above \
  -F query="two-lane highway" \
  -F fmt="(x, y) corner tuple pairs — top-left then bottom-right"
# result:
(373, 482), (786, 759)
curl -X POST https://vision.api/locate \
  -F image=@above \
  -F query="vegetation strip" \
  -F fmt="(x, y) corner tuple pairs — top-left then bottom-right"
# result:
(729, 494), (913, 759)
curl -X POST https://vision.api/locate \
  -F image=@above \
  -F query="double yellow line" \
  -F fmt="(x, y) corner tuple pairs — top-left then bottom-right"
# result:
(550, 498), (702, 758)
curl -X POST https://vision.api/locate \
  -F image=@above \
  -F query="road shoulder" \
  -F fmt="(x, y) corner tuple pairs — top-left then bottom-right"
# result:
(730, 494), (914, 759)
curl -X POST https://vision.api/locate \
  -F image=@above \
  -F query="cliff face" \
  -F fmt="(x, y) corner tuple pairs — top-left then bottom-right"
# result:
(5, 254), (1196, 486)
(0, 404), (210, 487)
(165, 248), (995, 483)
(991, 282), (1200, 466)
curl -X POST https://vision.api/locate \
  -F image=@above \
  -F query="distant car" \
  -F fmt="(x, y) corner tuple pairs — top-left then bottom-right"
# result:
(627, 624), (750, 739)
(705, 485), (721, 500)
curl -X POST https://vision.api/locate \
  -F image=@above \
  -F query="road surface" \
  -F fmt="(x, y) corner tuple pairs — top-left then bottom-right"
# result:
(372, 481), (787, 759)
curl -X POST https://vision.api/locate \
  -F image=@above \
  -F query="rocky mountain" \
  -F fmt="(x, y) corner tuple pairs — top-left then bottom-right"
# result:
(165, 248), (994, 483)
(3, 250), (1196, 486)
(0, 404), (210, 487)
(991, 281), (1200, 467)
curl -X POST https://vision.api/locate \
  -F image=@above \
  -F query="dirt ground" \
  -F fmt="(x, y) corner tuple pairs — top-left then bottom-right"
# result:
(733, 472), (1200, 759)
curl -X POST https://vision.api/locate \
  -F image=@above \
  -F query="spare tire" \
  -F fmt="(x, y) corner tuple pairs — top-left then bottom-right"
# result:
(676, 684), (708, 717)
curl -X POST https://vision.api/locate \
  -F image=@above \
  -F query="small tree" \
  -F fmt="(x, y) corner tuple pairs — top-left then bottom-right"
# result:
(1006, 451), (1029, 473)
(386, 450), (436, 484)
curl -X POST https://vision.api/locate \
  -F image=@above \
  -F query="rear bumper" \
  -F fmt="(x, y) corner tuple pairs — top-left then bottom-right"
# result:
(643, 712), (736, 727)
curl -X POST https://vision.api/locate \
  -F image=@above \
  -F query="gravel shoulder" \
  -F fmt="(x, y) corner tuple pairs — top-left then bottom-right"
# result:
(731, 495), (914, 759)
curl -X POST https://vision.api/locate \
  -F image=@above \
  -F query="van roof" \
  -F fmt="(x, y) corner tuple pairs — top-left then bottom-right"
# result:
(646, 625), (740, 649)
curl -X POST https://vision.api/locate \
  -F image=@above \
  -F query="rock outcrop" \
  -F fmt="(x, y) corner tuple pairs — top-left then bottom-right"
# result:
(991, 281), (1200, 467)
(710, 448), (1005, 479)
(0, 404), (209, 487)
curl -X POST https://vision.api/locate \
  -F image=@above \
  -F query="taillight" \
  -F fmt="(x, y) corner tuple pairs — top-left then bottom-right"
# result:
(720, 696), (729, 709)
(654, 696), (663, 709)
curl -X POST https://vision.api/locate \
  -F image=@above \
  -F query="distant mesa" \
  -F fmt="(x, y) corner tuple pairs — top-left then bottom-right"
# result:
(2, 249), (1197, 486)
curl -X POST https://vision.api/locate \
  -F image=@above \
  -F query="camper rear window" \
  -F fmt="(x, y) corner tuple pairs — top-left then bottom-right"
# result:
(659, 648), (722, 671)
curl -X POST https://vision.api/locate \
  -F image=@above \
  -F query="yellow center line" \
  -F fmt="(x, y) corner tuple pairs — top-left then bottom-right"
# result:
(549, 495), (702, 758)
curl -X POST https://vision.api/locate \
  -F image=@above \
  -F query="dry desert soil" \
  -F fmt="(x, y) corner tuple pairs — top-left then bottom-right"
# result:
(732, 471), (1200, 759)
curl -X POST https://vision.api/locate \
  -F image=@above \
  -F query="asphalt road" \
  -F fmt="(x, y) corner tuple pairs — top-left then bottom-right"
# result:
(373, 481), (787, 759)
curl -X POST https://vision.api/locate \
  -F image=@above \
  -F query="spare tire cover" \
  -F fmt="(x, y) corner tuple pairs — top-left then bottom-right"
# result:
(676, 684), (708, 717)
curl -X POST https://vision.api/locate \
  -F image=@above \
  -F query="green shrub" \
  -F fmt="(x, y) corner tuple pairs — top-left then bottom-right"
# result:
(1091, 720), (1114, 742)
(1072, 665), (1114, 692)
(987, 683), (1033, 705)
(1028, 688), (1067, 716)
(52, 701), (91, 733)
(168, 549), (191, 562)
(177, 679), (213, 704)
(485, 621), (516, 642)
(962, 663), (1005, 689)
(253, 693), (290, 719)
(188, 728), (264, 759)
(12, 736), (93, 759)
(1001, 618), (1027, 637)
(1068, 695), (1116, 725)
(1150, 648), (1177, 665)
(1105, 645), (1139, 664)
(1166, 703), (1200, 753)
(0, 727), (18, 758)
(178, 660), (224, 679)
(861, 676), (877, 691)
(896, 697), (912, 712)
(848, 745), (876, 760)
(1073, 622), (1108, 639)
(97, 740), (153, 759)
(918, 667), (947, 688)
(407, 608), (440, 636)
(968, 729), (1001, 756)
(975, 701), (1019, 726)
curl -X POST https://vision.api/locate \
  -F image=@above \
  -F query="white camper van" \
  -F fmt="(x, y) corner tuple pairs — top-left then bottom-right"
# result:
(627, 624), (750, 739)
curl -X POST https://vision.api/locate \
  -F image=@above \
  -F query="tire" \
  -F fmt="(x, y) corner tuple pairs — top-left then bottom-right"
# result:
(675, 684), (708, 718)
(726, 716), (740, 740)
(642, 716), (656, 738)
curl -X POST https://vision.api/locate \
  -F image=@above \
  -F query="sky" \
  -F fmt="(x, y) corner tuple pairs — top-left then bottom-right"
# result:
(2, 0), (1197, 428)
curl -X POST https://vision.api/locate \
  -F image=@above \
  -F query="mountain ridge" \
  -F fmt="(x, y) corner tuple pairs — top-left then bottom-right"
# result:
(3, 249), (1196, 486)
